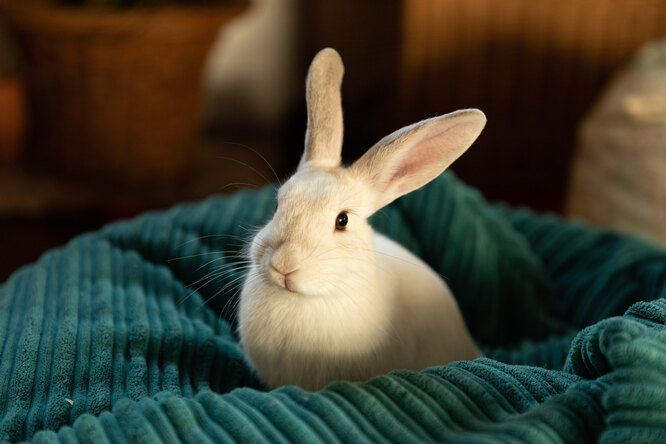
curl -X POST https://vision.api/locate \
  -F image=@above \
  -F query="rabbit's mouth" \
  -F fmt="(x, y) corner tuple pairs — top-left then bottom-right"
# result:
(266, 263), (299, 293)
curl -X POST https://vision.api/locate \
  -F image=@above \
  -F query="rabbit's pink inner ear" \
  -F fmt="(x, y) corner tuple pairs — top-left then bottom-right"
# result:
(382, 123), (464, 193)
(353, 109), (486, 213)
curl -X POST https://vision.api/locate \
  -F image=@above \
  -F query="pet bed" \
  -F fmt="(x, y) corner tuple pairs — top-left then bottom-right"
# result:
(1, 172), (664, 443)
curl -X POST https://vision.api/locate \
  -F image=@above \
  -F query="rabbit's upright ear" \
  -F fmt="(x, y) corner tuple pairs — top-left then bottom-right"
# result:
(351, 109), (486, 214)
(299, 48), (344, 170)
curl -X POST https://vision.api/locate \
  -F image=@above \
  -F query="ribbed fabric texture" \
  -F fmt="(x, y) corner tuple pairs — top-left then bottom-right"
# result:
(0, 172), (663, 443)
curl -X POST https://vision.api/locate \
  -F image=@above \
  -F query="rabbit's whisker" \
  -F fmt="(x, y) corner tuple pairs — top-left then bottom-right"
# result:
(175, 233), (251, 248)
(216, 156), (273, 185)
(221, 182), (262, 192)
(222, 141), (282, 185)
(168, 250), (245, 262)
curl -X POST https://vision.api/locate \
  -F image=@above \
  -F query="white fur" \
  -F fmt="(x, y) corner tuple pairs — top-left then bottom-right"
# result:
(237, 48), (486, 391)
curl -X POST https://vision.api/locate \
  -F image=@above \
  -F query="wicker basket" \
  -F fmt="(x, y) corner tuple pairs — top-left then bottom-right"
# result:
(0, 1), (247, 186)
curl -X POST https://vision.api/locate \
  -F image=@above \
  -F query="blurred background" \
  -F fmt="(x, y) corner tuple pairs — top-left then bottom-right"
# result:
(0, 0), (665, 281)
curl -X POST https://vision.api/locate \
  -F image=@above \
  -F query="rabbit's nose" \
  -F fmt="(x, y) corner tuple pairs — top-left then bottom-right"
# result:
(271, 245), (300, 273)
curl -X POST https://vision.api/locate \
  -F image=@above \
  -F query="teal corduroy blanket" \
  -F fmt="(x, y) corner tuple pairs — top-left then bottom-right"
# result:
(1, 172), (665, 443)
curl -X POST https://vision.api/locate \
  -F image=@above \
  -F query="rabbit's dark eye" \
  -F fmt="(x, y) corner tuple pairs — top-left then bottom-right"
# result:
(335, 212), (348, 231)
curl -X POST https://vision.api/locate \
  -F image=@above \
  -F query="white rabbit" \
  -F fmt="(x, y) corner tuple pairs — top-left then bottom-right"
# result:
(238, 48), (485, 391)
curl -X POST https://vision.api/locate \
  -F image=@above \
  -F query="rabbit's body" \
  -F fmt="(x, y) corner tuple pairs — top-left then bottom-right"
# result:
(372, 233), (482, 364)
(240, 227), (480, 391)
(237, 48), (485, 391)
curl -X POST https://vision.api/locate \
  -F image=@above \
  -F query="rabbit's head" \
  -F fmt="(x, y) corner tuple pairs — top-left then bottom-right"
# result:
(248, 48), (486, 297)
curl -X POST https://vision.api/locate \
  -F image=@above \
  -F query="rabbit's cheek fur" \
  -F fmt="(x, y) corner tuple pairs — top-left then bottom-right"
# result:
(249, 226), (271, 265)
